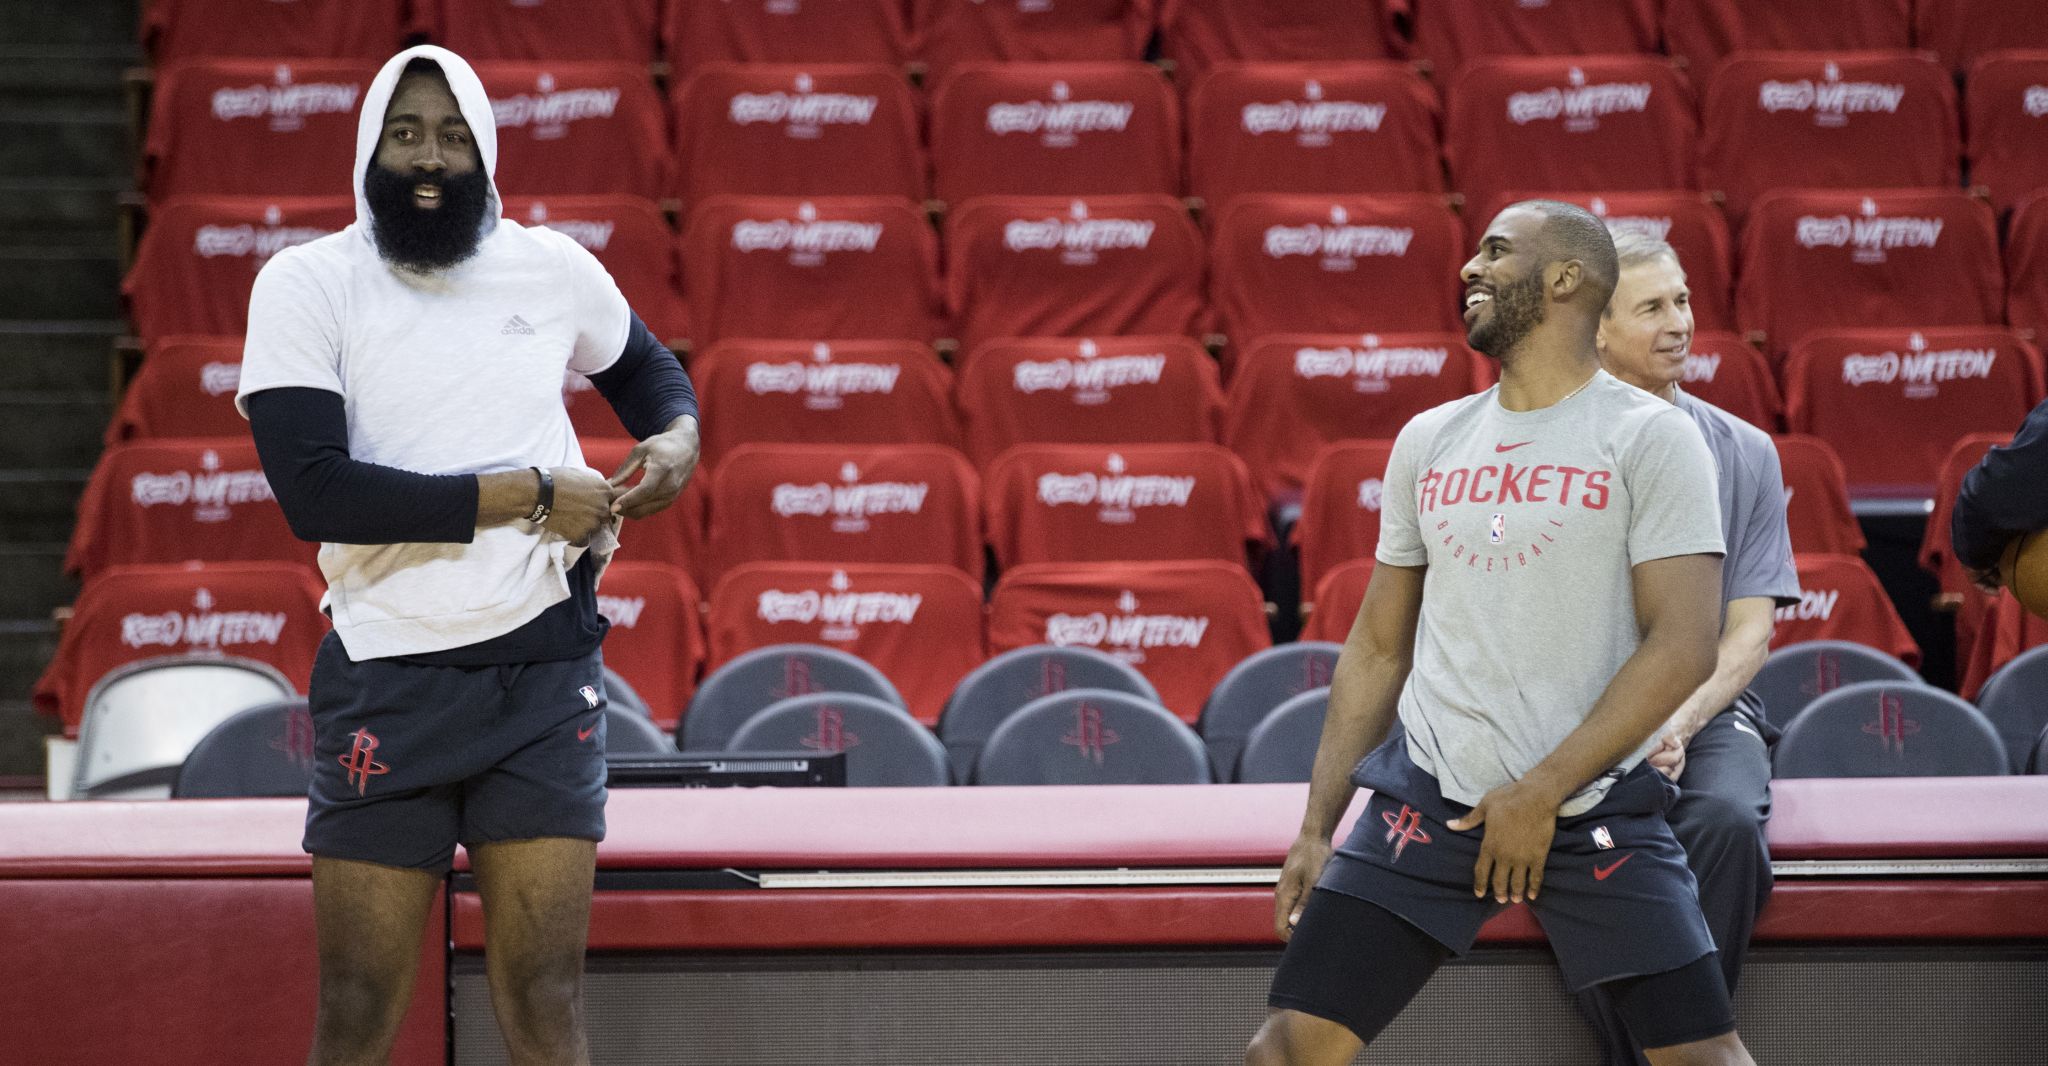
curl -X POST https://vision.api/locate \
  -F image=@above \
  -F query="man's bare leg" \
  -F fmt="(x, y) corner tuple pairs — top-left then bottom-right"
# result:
(470, 837), (598, 1066)
(306, 856), (441, 1066)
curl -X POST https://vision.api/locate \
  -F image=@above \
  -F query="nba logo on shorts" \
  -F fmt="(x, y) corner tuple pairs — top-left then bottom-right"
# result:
(1593, 826), (1615, 850)
(578, 685), (599, 709)
(1488, 513), (1505, 545)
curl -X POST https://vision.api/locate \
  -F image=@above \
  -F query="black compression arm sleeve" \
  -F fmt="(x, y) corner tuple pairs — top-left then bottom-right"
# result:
(585, 311), (699, 441)
(246, 387), (480, 545)
(1954, 398), (2048, 571)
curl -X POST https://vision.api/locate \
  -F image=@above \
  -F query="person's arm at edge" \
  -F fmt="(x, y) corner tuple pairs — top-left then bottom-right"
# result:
(1274, 562), (1425, 939)
(1648, 596), (1775, 777)
(1447, 551), (1722, 903)
(584, 311), (702, 519)
(246, 386), (545, 543)
(1954, 398), (2048, 578)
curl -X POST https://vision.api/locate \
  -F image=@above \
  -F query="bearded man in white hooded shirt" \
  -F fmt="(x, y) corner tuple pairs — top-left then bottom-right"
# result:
(238, 46), (701, 1066)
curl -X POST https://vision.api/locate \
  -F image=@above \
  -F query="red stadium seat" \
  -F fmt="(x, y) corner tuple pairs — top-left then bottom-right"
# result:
(665, 0), (910, 70)
(1920, 433), (2007, 664)
(32, 561), (327, 737)
(472, 62), (667, 199)
(706, 443), (982, 581)
(419, 0), (659, 63)
(1774, 553), (1921, 667)
(683, 195), (943, 346)
(578, 439), (710, 585)
(1477, 191), (1736, 331)
(66, 439), (313, 579)
(1301, 557), (1375, 642)
(592, 561), (705, 730)
(126, 197), (354, 341)
(670, 64), (924, 209)
(929, 63), (1180, 203)
(143, 0), (402, 61)
(1292, 440), (1398, 598)
(1207, 194), (1464, 355)
(1404, 0), (1660, 77)
(984, 442), (1269, 569)
(1445, 57), (1695, 216)
(1665, 0), (1913, 81)
(1964, 52), (2048, 215)
(144, 60), (374, 201)
(944, 194), (1203, 355)
(1158, 0), (1393, 82)
(2013, 193), (2048, 337)
(1184, 62), (1443, 211)
(108, 337), (248, 443)
(1783, 327), (2043, 497)
(500, 196), (686, 341)
(987, 560), (1272, 722)
(1224, 333), (1477, 502)
(1700, 52), (1958, 223)
(915, 0), (1154, 80)
(1773, 434), (1867, 555)
(1680, 330), (1781, 429)
(954, 335), (1224, 469)
(1960, 591), (2048, 701)
(1915, 0), (2048, 77)
(1736, 189), (2003, 359)
(689, 339), (960, 468)
(705, 561), (986, 724)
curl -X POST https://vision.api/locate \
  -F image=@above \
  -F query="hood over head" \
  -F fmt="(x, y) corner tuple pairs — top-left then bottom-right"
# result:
(353, 45), (501, 231)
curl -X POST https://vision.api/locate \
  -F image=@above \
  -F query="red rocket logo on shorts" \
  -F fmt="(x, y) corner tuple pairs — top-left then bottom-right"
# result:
(339, 728), (389, 796)
(1382, 804), (1432, 862)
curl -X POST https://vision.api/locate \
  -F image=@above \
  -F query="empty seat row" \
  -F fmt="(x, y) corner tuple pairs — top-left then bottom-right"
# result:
(142, 52), (2048, 218)
(140, 0), (2048, 81)
(126, 187), (2048, 360)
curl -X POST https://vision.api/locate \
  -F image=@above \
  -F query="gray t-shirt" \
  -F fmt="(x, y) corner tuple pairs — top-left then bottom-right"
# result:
(1673, 388), (1802, 611)
(1374, 370), (1725, 816)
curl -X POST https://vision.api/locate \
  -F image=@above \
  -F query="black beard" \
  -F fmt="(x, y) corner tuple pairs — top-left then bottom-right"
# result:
(364, 166), (491, 272)
(1467, 268), (1547, 360)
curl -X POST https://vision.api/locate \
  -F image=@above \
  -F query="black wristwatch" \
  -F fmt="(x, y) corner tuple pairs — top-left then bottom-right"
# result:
(526, 466), (554, 524)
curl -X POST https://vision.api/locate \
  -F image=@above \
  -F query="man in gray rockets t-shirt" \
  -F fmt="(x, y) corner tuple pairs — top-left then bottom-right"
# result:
(1248, 202), (1761, 1066)
(1577, 232), (1802, 1066)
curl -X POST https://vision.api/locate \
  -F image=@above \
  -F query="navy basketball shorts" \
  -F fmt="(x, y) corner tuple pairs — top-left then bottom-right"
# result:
(302, 632), (610, 873)
(1269, 740), (1728, 1040)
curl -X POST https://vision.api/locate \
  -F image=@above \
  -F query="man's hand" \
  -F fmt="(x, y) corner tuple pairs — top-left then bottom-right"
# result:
(1272, 833), (1333, 940)
(608, 417), (700, 520)
(1646, 730), (1689, 782)
(543, 467), (618, 546)
(1445, 780), (1561, 904)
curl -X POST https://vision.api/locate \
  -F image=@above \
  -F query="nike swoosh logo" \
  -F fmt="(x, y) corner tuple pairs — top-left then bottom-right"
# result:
(1731, 719), (1761, 739)
(1495, 441), (1534, 453)
(576, 720), (599, 742)
(1593, 854), (1634, 880)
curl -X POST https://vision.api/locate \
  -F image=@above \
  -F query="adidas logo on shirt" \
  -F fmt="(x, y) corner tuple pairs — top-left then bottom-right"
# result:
(501, 315), (536, 335)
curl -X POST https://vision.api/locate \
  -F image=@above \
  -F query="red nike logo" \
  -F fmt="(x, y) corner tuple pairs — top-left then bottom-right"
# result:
(1494, 441), (1535, 453)
(1593, 854), (1633, 880)
(576, 718), (599, 742)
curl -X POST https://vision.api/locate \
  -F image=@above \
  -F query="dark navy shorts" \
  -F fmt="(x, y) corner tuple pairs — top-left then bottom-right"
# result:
(1317, 738), (1717, 992)
(303, 632), (609, 873)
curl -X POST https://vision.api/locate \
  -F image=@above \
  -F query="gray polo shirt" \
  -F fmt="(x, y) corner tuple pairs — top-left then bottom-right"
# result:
(1673, 388), (1802, 611)
(1374, 371), (1725, 816)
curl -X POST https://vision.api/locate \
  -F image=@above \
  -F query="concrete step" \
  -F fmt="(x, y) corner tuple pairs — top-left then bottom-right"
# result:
(0, 621), (58, 702)
(0, 544), (76, 623)
(0, 471), (90, 545)
(0, 1), (140, 51)
(0, 393), (111, 468)
(0, 322), (122, 391)
(0, 247), (123, 320)
(0, 178), (123, 249)
(0, 107), (131, 181)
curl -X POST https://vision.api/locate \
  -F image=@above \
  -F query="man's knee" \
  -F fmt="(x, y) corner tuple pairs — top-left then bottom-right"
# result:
(1675, 790), (1765, 852)
(491, 951), (583, 1031)
(1244, 1010), (1359, 1066)
(313, 965), (413, 1051)
(1644, 1031), (1753, 1066)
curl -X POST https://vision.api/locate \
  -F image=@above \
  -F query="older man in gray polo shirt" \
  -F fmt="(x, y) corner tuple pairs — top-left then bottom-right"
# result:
(1579, 231), (1802, 1065)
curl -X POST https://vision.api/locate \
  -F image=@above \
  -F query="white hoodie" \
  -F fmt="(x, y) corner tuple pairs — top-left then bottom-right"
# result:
(237, 46), (629, 661)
